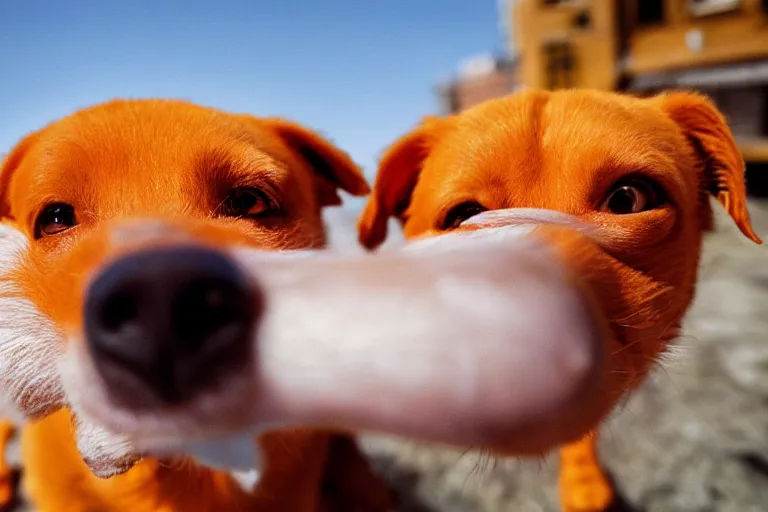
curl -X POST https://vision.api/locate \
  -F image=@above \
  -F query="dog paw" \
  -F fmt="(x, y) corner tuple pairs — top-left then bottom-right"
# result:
(319, 435), (397, 512)
(319, 492), (396, 512)
(0, 467), (20, 512)
(561, 491), (614, 511)
(0, 480), (11, 509)
(560, 469), (614, 512)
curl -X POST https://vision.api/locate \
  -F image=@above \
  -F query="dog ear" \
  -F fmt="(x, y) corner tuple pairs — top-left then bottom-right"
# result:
(0, 131), (39, 220)
(658, 91), (761, 244)
(357, 117), (448, 250)
(261, 118), (370, 208)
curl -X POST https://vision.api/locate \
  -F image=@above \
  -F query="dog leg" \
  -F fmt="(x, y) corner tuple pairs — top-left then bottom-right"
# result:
(250, 430), (333, 511)
(319, 435), (395, 512)
(0, 420), (17, 510)
(558, 432), (613, 512)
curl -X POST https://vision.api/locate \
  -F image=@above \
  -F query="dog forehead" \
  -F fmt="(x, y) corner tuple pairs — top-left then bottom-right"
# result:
(415, 95), (548, 196)
(9, 100), (297, 214)
(441, 91), (679, 164)
(542, 91), (680, 146)
(411, 91), (687, 214)
(39, 99), (282, 159)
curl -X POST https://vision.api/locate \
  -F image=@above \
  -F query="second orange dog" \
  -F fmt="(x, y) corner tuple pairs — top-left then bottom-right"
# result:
(358, 88), (762, 512)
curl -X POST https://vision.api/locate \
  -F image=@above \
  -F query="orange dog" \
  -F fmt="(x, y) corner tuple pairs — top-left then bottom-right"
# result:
(357, 89), (762, 512)
(0, 99), (393, 511)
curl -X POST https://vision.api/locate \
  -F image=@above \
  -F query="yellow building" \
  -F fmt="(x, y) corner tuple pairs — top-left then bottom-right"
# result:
(510, 0), (768, 163)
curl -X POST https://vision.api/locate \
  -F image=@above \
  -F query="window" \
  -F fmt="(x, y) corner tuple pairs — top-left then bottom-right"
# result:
(688, 0), (740, 17)
(761, 87), (768, 136)
(638, 0), (664, 26)
(543, 42), (576, 90)
(573, 9), (592, 29)
(542, 0), (577, 6)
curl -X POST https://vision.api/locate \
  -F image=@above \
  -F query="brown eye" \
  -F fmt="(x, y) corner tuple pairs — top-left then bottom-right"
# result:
(219, 188), (277, 218)
(602, 178), (665, 215)
(34, 203), (77, 239)
(441, 201), (488, 230)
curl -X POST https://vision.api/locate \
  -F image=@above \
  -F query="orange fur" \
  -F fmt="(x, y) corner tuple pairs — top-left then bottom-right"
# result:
(358, 89), (761, 511)
(0, 420), (15, 509)
(0, 99), (391, 511)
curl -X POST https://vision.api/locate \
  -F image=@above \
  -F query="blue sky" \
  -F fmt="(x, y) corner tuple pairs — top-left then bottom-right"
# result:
(0, 0), (505, 210)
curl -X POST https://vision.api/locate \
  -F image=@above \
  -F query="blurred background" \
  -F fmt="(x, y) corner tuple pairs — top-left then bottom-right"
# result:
(1, 1), (768, 511)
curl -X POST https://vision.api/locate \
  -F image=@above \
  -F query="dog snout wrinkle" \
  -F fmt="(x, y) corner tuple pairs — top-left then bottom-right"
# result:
(84, 247), (259, 407)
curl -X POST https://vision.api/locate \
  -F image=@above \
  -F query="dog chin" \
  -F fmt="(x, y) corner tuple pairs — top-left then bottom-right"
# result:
(73, 414), (141, 478)
(61, 337), (262, 460)
(0, 223), (66, 419)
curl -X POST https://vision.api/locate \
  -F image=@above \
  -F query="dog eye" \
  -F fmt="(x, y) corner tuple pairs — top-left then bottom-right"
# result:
(219, 188), (277, 218)
(34, 203), (78, 239)
(602, 178), (666, 215)
(441, 201), (488, 230)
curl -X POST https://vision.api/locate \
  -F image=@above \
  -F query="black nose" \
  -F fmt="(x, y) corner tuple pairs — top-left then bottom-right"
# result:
(84, 246), (259, 407)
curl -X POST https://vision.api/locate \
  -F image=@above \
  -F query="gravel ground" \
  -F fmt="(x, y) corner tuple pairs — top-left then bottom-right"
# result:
(5, 199), (768, 511)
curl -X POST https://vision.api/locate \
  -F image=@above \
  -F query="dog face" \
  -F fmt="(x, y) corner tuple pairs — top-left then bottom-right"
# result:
(0, 99), (369, 475)
(358, 89), (761, 452)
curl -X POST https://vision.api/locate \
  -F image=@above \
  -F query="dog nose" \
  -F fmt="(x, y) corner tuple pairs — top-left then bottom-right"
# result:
(84, 247), (259, 406)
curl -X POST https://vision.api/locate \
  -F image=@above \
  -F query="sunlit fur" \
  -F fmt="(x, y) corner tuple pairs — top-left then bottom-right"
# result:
(0, 99), (392, 511)
(358, 89), (761, 512)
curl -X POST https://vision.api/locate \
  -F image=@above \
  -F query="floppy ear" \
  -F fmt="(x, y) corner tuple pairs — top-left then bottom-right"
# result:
(0, 131), (39, 220)
(357, 117), (447, 250)
(658, 91), (761, 244)
(261, 118), (370, 207)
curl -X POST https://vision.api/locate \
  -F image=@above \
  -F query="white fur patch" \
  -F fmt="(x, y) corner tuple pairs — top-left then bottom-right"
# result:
(399, 224), (537, 256)
(0, 223), (66, 419)
(73, 413), (140, 478)
(58, 340), (146, 476)
(460, 207), (587, 229)
(0, 223), (139, 477)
